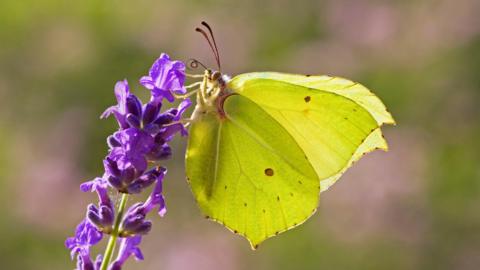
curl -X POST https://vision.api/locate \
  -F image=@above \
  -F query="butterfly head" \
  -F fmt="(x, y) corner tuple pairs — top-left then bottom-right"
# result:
(207, 69), (230, 88)
(189, 22), (233, 121)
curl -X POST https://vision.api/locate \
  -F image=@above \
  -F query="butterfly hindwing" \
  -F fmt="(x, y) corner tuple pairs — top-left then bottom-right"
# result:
(186, 94), (319, 248)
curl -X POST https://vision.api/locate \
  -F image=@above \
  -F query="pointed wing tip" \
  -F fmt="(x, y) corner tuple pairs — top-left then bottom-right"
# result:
(247, 207), (319, 250)
(202, 208), (319, 251)
(384, 118), (397, 126)
(200, 214), (263, 250)
(381, 110), (396, 126)
(204, 216), (264, 250)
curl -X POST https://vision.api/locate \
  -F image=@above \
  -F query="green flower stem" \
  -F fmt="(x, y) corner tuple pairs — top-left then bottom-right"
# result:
(100, 193), (129, 270)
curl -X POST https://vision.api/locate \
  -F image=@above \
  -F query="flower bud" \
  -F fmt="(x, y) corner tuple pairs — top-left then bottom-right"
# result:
(107, 135), (121, 148)
(126, 95), (142, 118)
(126, 113), (141, 128)
(87, 204), (114, 233)
(153, 110), (175, 126)
(147, 144), (171, 161)
(142, 102), (160, 125)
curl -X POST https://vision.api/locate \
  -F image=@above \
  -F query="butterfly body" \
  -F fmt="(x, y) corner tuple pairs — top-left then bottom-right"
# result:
(190, 69), (231, 122)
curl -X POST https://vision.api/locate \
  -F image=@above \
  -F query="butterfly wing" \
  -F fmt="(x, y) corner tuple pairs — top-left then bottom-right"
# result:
(228, 72), (395, 190)
(186, 94), (319, 248)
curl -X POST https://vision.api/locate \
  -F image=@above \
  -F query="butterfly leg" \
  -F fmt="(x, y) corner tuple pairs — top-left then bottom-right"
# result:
(173, 90), (199, 99)
(185, 82), (202, 89)
(185, 73), (205, 78)
(163, 118), (194, 128)
(173, 82), (202, 99)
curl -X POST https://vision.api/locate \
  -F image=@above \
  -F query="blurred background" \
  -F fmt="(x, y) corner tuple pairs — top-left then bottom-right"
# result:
(0, 0), (479, 269)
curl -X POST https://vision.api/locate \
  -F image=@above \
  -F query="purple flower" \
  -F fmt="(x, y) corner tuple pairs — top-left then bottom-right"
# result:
(161, 98), (192, 139)
(86, 203), (114, 233)
(109, 236), (144, 270)
(119, 203), (152, 237)
(142, 167), (167, 216)
(104, 158), (137, 193)
(81, 178), (114, 231)
(80, 177), (111, 206)
(105, 128), (162, 194)
(101, 80), (143, 129)
(140, 53), (186, 103)
(108, 128), (155, 172)
(146, 142), (172, 161)
(125, 167), (164, 194)
(119, 167), (166, 237)
(66, 220), (103, 270)
(75, 256), (95, 270)
(105, 161), (162, 195)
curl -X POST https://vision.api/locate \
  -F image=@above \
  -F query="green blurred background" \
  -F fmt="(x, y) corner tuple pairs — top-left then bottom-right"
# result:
(1, 0), (479, 269)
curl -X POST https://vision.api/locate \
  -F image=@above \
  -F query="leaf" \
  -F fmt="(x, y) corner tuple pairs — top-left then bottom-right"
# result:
(186, 95), (319, 248)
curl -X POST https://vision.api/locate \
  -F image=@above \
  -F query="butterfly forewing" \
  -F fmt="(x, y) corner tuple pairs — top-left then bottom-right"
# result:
(229, 75), (378, 182)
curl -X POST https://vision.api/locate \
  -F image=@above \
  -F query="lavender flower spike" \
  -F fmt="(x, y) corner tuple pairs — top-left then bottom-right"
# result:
(140, 53), (186, 103)
(119, 167), (166, 237)
(67, 53), (189, 270)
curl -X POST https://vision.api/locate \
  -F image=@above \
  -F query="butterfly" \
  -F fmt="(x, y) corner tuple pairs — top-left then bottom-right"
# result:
(184, 22), (395, 249)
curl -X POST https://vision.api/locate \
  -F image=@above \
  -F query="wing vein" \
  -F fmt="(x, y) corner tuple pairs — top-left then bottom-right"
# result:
(210, 122), (223, 198)
(276, 110), (348, 167)
(236, 77), (383, 123)
(256, 101), (373, 146)
(227, 121), (289, 234)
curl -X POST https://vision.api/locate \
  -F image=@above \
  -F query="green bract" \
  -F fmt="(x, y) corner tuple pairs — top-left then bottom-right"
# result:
(185, 71), (395, 248)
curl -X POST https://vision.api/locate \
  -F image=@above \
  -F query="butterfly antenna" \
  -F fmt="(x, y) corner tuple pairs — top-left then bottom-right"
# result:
(187, 58), (208, 70)
(195, 23), (221, 71)
(201, 21), (221, 71)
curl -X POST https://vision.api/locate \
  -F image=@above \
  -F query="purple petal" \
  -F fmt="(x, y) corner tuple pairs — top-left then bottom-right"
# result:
(151, 88), (175, 103)
(174, 98), (192, 121)
(141, 167), (167, 216)
(100, 106), (116, 119)
(80, 177), (107, 193)
(139, 76), (154, 90)
(114, 80), (130, 112)
(142, 102), (160, 125)
(101, 80), (140, 129)
(65, 220), (103, 262)
(110, 235), (144, 268)
(141, 53), (186, 103)
(108, 128), (154, 172)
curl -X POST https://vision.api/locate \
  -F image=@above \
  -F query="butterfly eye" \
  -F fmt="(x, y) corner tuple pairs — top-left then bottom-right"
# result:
(211, 71), (221, 81)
